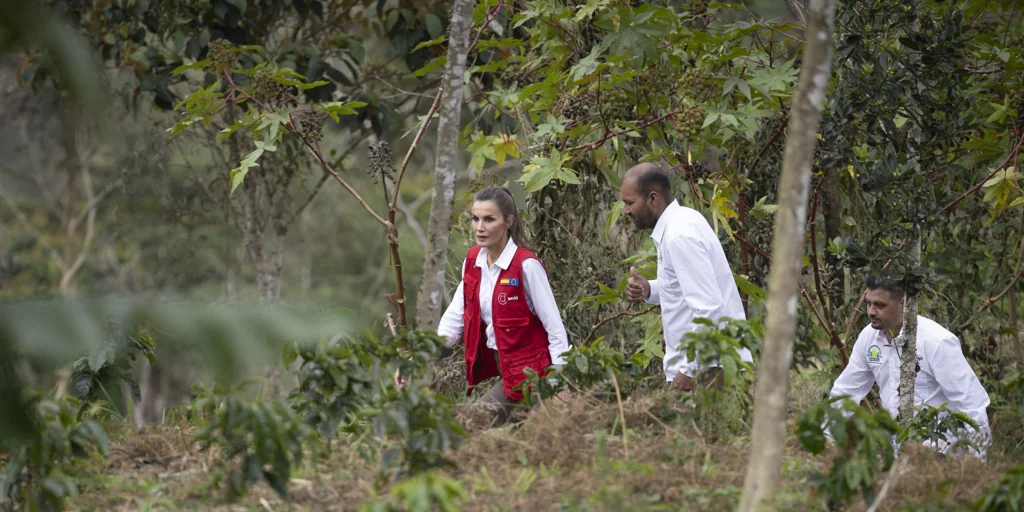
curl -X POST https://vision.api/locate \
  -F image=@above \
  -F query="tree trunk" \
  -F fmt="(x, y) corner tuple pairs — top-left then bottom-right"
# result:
(821, 167), (844, 309)
(1011, 283), (1022, 364)
(898, 224), (921, 426)
(737, 0), (838, 509)
(415, 0), (475, 330)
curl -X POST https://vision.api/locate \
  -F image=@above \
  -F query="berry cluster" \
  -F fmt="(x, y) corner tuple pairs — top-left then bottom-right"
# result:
(594, 267), (619, 289)
(560, 91), (594, 122)
(208, 38), (235, 71)
(685, 161), (710, 180)
(250, 70), (298, 108)
(602, 87), (637, 122)
(298, 116), (324, 143)
(689, 0), (708, 17)
(676, 107), (705, 139)
(677, 66), (714, 98)
(636, 71), (673, 98)
(367, 141), (395, 183)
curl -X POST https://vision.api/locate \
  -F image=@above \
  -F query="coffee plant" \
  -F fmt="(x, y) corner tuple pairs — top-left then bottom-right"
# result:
(189, 382), (322, 501)
(69, 327), (156, 418)
(0, 394), (108, 512)
(798, 396), (902, 510)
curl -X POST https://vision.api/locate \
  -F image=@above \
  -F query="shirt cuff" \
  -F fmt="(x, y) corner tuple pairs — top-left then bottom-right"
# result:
(549, 351), (568, 366)
(646, 279), (661, 305)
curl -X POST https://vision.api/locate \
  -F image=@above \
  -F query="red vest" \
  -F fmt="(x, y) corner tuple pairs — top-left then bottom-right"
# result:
(462, 245), (553, 401)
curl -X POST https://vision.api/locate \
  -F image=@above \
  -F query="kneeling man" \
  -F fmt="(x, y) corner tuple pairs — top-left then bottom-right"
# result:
(829, 276), (991, 457)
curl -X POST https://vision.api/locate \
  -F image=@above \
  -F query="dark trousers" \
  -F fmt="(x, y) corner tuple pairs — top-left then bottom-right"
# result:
(474, 349), (517, 427)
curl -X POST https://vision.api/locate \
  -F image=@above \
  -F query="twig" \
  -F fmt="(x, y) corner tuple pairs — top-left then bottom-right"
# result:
(584, 305), (659, 344)
(866, 455), (907, 512)
(959, 235), (1024, 330)
(60, 165), (97, 293)
(610, 370), (629, 460)
(69, 178), (122, 232)
(735, 232), (848, 363)
(395, 193), (429, 251)
(385, 313), (399, 337)
(286, 171), (330, 226)
(941, 132), (1024, 213)
(300, 136), (388, 226)
(808, 178), (831, 322)
(391, 87), (444, 209)
(566, 105), (689, 152)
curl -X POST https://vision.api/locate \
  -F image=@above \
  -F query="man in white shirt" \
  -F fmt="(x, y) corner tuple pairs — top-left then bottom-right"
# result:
(829, 275), (991, 457)
(621, 163), (754, 391)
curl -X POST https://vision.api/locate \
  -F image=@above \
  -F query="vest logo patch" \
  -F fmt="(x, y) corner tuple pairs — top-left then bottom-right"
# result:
(497, 293), (519, 305)
(499, 277), (519, 287)
(867, 345), (883, 365)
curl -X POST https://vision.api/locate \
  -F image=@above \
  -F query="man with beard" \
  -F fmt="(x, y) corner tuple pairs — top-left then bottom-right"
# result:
(829, 275), (991, 458)
(620, 163), (754, 391)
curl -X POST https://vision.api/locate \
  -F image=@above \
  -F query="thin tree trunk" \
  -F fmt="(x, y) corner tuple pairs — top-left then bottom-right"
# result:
(898, 224), (921, 426)
(738, 0), (837, 509)
(415, 0), (475, 329)
(821, 167), (844, 309)
(1011, 283), (1022, 363)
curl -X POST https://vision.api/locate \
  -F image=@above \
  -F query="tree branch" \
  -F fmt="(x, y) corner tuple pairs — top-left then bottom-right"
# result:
(940, 132), (1024, 213)
(959, 234), (1024, 330)
(60, 165), (97, 294)
(391, 87), (444, 209)
(297, 134), (388, 227)
(584, 305), (659, 345)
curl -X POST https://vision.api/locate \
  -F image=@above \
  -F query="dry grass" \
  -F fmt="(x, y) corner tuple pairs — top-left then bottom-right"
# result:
(68, 385), (1018, 512)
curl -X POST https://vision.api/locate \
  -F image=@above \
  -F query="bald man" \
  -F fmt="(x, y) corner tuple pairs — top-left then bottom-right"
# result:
(621, 163), (754, 391)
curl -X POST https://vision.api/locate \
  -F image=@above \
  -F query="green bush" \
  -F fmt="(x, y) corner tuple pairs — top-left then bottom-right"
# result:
(0, 394), (108, 512)
(189, 383), (322, 501)
(798, 396), (902, 510)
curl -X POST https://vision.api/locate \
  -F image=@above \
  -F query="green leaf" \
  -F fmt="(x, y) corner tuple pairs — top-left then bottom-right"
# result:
(412, 35), (447, 52)
(230, 147), (265, 194)
(492, 135), (520, 167)
(319, 101), (368, 122)
(425, 14), (443, 39)
(519, 167), (555, 193)
(702, 111), (718, 128)
(575, 0), (613, 21)
(217, 120), (245, 141)
(298, 80), (330, 90)
(558, 168), (581, 185)
(569, 45), (604, 80)
(172, 60), (210, 75)
(414, 56), (447, 77)
(604, 200), (624, 238)
(574, 355), (590, 374)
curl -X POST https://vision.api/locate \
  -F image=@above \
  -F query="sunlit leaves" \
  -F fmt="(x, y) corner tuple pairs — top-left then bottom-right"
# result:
(318, 100), (368, 122)
(467, 133), (521, 173)
(230, 147), (265, 194)
(518, 149), (579, 192)
(981, 166), (1021, 210)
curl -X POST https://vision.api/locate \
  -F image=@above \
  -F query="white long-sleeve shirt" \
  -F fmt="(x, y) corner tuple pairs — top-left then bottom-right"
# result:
(644, 200), (753, 381)
(437, 239), (570, 365)
(829, 316), (991, 457)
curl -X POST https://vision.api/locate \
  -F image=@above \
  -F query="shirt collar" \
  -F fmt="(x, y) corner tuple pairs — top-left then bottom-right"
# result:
(475, 238), (519, 270)
(651, 199), (681, 243)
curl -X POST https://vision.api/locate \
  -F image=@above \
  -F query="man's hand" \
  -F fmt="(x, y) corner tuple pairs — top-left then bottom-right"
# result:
(626, 266), (651, 302)
(670, 372), (695, 392)
(552, 389), (572, 405)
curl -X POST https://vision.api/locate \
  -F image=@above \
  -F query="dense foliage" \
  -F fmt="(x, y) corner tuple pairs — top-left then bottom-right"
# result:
(1, 0), (1022, 510)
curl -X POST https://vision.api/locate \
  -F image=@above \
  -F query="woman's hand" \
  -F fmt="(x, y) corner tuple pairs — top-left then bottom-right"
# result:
(552, 389), (572, 405)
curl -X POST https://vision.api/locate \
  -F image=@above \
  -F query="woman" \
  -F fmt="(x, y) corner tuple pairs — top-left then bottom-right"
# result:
(397, 187), (570, 425)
